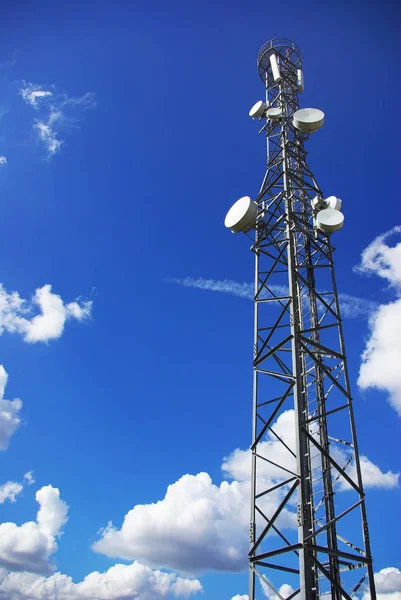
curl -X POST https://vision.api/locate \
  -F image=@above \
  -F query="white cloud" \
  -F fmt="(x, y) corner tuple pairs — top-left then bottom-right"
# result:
(357, 455), (399, 488)
(362, 567), (401, 599)
(93, 451), (296, 574)
(61, 91), (96, 109)
(93, 472), (255, 573)
(0, 471), (35, 504)
(0, 283), (92, 343)
(167, 277), (377, 318)
(167, 277), (255, 299)
(355, 226), (401, 288)
(262, 581), (299, 599)
(222, 410), (398, 490)
(375, 567), (401, 595)
(233, 568), (401, 600)
(358, 298), (401, 415)
(36, 485), (68, 539)
(0, 482), (23, 505)
(0, 562), (202, 599)
(0, 366), (22, 451)
(20, 81), (95, 159)
(356, 227), (401, 415)
(0, 470), (36, 504)
(93, 409), (396, 575)
(0, 156), (6, 166)
(34, 120), (62, 157)
(0, 485), (68, 574)
(337, 293), (378, 318)
(23, 472), (35, 486)
(20, 84), (53, 109)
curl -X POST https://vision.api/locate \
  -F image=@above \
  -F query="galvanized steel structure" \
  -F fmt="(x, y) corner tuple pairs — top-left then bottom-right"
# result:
(247, 39), (376, 599)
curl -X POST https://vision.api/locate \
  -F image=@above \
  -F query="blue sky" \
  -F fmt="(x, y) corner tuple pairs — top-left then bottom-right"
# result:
(0, 0), (400, 598)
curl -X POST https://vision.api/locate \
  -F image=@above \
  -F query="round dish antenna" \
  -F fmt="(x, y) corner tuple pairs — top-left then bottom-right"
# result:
(249, 101), (268, 119)
(316, 208), (344, 233)
(326, 195), (342, 211)
(293, 108), (324, 133)
(224, 196), (258, 233)
(267, 107), (283, 119)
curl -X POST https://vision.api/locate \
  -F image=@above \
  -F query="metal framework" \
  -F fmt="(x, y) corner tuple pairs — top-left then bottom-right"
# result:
(248, 39), (376, 599)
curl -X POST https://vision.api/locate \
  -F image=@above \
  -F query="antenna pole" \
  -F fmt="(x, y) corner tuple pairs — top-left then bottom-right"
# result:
(246, 38), (376, 600)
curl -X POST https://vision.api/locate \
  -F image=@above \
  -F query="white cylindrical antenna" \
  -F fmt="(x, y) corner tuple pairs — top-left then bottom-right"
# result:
(326, 196), (342, 211)
(316, 207), (344, 233)
(266, 106), (283, 119)
(297, 69), (304, 92)
(224, 196), (258, 233)
(269, 53), (281, 83)
(249, 101), (268, 119)
(293, 108), (324, 133)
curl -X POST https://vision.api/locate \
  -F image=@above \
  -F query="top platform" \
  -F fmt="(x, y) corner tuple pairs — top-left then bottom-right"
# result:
(257, 38), (302, 82)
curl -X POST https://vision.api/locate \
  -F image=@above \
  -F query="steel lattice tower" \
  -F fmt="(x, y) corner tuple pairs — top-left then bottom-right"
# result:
(228, 39), (376, 600)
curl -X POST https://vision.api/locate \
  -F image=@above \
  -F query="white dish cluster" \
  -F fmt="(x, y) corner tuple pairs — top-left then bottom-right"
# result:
(225, 52), (343, 236)
(312, 195), (344, 233)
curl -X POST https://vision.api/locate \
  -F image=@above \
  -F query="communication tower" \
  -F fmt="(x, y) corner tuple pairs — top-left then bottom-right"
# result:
(224, 39), (376, 600)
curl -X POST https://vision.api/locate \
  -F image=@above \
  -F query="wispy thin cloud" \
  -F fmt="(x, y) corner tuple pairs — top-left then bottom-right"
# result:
(0, 156), (7, 166)
(20, 84), (53, 109)
(339, 293), (378, 318)
(34, 121), (62, 157)
(166, 277), (254, 299)
(24, 471), (35, 486)
(19, 81), (95, 159)
(167, 277), (378, 319)
(61, 92), (96, 109)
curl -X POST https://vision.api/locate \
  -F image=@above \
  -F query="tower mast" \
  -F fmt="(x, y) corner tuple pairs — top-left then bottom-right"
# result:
(225, 38), (376, 600)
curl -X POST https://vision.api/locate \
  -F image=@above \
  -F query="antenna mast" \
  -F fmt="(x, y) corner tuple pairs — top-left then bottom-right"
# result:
(225, 39), (376, 600)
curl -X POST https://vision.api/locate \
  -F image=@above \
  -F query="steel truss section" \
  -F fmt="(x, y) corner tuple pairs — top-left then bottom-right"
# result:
(248, 39), (376, 600)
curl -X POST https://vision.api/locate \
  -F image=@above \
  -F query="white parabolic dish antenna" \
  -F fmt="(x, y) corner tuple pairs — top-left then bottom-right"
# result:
(293, 108), (324, 133)
(249, 101), (267, 119)
(267, 107), (282, 119)
(316, 208), (344, 233)
(224, 196), (258, 233)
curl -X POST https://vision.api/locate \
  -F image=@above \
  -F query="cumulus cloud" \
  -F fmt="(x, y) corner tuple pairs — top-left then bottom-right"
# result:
(0, 156), (6, 165)
(0, 562), (202, 600)
(93, 448), (296, 574)
(167, 277), (377, 319)
(0, 485), (68, 574)
(362, 567), (401, 599)
(93, 409), (396, 575)
(0, 366), (22, 451)
(232, 568), (401, 600)
(93, 472), (256, 573)
(222, 410), (398, 490)
(356, 227), (401, 415)
(0, 283), (92, 343)
(19, 81), (95, 159)
(262, 582), (299, 599)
